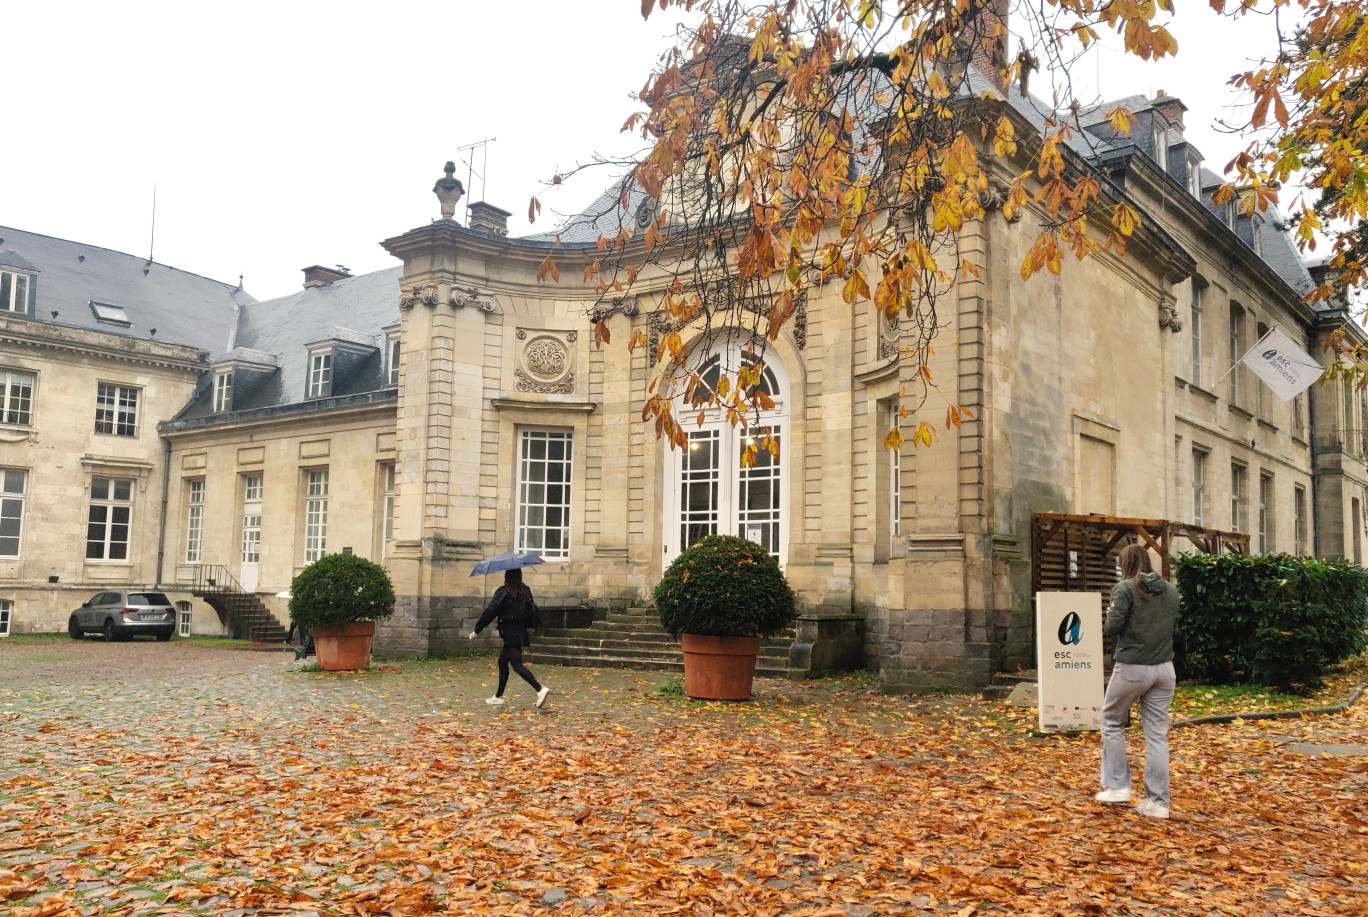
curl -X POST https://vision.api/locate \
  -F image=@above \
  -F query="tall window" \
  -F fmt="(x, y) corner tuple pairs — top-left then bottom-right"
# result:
(185, 479), (205, 562)
(176, 601), (192, 637)
(87, 477), (134, 560)
(0, 469), (26, 557)
(1231, 464), (1246, 533)
(1256, 322), (1271, 421)
(241, 474), (262, 564)
(889, 403), (902, 541)
(1189, 283), (1203, 385)
(0, 598), (10, 636)
(1294, 485), (1308, 556)
(1187, 158), (1202, 197)
(516, 430), (572, 559)
(1258, 473), (1273, 553)
(307, 351), (332, 398)
(214, 371), (233, 412)
(1192, 451), (1206, 526)
(382, 463), (398, 552)
(0, 369), (33, 426)
(387, 336), (401, 387)
(0, 270), (30, 314)
(304, 469), (329, 562)
(1151, 117), (1169, 172)
(1293, 394), (1307, 440)
(1228, 304), (1245, 405)
(95, 383), (139, 436)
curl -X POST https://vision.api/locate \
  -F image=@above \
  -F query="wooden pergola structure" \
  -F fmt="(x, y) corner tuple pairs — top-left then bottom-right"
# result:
(1031, 512), (1249, 599)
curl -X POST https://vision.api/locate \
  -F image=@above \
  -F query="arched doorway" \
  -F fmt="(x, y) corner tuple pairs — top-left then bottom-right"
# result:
(662, 338), (790, 564)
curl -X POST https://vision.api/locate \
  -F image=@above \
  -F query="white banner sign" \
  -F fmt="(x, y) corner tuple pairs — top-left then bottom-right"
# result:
(1036, 592), (1105, 733)
(1240, 327), (1324, 403)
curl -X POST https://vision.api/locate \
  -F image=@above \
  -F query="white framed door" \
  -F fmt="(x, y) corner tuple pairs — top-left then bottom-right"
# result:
(239, 474), (262, 592)
(662, 339), (789, 565)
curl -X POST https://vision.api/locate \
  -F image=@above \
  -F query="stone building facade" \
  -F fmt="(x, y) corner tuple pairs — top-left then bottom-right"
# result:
(2, 76), (1363, 688)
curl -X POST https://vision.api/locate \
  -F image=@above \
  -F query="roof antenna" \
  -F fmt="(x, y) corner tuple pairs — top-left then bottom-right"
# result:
(456, 136), (496, 224)
(149, 182), (157, 264)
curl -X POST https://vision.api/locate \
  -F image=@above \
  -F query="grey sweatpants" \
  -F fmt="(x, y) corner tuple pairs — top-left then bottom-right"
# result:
(1100, 661), (1176, 806)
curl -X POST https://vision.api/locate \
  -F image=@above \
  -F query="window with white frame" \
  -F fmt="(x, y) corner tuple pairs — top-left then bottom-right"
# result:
(1294, 485), (1308, 556)
(0, 369), (34, 426)
(304, 469), (329, 562)
(0, 599), (10, 636)
(1231, 464), (1246, 533)
(0, 270), (30, 314)
(94, 382), (139, 436)
(307, 351), (332, 398)
(1192, 450), (1206, 527)
(213, 371), (233, 412)
(241, 474), (262, 564)
(87, 477), (134, 560)
(0, 469), (26, 558)
(185, 479), (205, 562)
(387, 335), (400, 387)
(1187, 158), (1202, 198)
(516, 430), (572, 559)
(1151, 117), (1169, 172)
(382, 463), (397, 552)
(1258, 473), (1273, 553)
(1189, 283), (1202, 385)
(177, 601), (192, 637)
(1225, 196), (1238, 230)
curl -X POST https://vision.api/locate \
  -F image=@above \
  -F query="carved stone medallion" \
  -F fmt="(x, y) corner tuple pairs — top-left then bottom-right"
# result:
(515, 332), (575, 394)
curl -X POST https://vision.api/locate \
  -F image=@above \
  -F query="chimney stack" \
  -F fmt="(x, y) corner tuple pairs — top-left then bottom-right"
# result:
(302, 265), (352, 289)
(967, 0), (1009, 92)
(1150, 90), (1187, 131)
(467, 201), (511, 237)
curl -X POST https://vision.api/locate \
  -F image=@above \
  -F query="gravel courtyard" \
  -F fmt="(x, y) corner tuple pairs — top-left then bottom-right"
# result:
(1, 638), (1364, 916)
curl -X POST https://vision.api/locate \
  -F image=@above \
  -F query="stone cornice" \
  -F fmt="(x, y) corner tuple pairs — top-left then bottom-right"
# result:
(0, 316), (208, 374)
(158, 389), (397, 437)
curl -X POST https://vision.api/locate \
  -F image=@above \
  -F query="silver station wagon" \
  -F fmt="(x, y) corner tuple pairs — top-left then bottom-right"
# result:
(68, 591), (176, 642)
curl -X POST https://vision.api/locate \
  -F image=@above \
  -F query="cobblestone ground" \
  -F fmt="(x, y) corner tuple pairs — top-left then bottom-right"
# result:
(2, 638), (1365, 916)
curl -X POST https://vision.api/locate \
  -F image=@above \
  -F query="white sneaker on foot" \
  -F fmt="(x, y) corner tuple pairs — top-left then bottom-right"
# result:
(485, 696), (505, 706)
(535, 686), (551, 708)
(1095, 787), (1131, 804)
(1136, 798), (1170, 819)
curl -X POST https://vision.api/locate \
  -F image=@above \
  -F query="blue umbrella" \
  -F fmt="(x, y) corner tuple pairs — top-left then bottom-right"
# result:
(470, 551), (545, 577)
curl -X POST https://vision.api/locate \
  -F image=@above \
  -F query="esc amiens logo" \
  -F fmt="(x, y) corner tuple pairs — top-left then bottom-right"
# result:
(1057, 612), (1082, 646)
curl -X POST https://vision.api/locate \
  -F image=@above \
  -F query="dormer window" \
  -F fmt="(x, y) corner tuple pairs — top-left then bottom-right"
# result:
(1251, 214), (1263, 257)
(0, 270), (31, 315)
(89, 301), (131, 327)
(307, 350), (333, 398)
(387, 334), (400, 387)
(1187, 157), (1202, 198)
(1151, 117), (1169, 172)
(213, 370), (233, 412)
(1224, 196), (1238, 230)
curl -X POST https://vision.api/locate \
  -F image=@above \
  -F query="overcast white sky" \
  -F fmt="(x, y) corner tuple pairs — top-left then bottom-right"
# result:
(2, 2), (1293, 302)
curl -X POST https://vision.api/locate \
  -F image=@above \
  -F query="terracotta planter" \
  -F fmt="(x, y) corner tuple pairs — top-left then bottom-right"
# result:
(680, 633), (761, 700)
(312, 621), (376, 671)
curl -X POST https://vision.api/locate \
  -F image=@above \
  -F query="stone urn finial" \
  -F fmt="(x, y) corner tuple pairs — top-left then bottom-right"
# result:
(433, 161), (465, 221)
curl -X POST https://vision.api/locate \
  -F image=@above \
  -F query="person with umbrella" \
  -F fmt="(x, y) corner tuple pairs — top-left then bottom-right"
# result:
(468, 553), (550, 708)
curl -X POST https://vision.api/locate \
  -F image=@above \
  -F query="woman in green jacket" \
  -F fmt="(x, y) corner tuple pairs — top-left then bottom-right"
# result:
(1095, 543), (1180, 819)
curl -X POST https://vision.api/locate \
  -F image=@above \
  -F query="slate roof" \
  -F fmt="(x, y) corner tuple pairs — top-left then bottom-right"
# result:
(193, 265), (403, 416)
(0, 226), (252, 358)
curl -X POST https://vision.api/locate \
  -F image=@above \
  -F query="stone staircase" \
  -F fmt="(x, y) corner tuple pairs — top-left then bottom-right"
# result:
(189, 565), (287, 643)
(981, 669), (1036, 701)
(524, 606), (797, 678)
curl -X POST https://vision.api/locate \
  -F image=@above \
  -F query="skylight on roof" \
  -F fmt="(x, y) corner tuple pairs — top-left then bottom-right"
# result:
(89, 301), (131, 327)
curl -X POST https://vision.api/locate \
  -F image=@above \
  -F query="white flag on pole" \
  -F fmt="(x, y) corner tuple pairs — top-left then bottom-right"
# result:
(1239, 327), (1324, 402)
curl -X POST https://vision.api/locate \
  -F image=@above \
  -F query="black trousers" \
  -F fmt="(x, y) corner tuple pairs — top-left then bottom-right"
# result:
(497, 643), (542, 696)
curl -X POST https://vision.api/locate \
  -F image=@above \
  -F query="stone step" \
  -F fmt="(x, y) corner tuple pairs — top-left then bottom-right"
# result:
(533, 636), (791, 661)
(523, 652), (794, 680)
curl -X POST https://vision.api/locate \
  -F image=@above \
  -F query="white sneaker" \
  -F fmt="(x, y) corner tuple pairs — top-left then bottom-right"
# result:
(1136, 798), (1170, 819)
(535, 686), (551, 708)
(1095, 787), (1131, 805)
(485, 696), (505, 706)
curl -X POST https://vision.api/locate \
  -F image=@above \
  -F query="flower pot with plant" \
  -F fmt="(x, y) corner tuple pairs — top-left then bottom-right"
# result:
(289, 554), (396, 671)
(654, 535), (797, 700)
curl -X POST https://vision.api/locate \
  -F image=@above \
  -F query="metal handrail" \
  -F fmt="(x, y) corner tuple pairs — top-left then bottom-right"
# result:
(190, 564), (245, 595)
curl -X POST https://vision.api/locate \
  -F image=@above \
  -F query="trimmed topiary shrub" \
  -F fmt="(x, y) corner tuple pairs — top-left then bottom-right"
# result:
(655, 535), (797, 639)
(289, 553), (396, 631)
(1172, 553), (1368, 692)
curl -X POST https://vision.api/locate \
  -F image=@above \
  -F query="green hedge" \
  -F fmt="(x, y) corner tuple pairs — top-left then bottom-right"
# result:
(1172, 553), (1368, 692)
(289, 553), (396, 630)
(655, 535), (797, 639)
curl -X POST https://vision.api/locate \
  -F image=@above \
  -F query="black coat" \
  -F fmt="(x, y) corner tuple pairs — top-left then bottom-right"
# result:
(474, 586), (540, 647)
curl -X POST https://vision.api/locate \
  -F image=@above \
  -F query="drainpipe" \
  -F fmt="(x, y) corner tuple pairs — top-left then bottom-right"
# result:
(155, 436), (172, 587)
